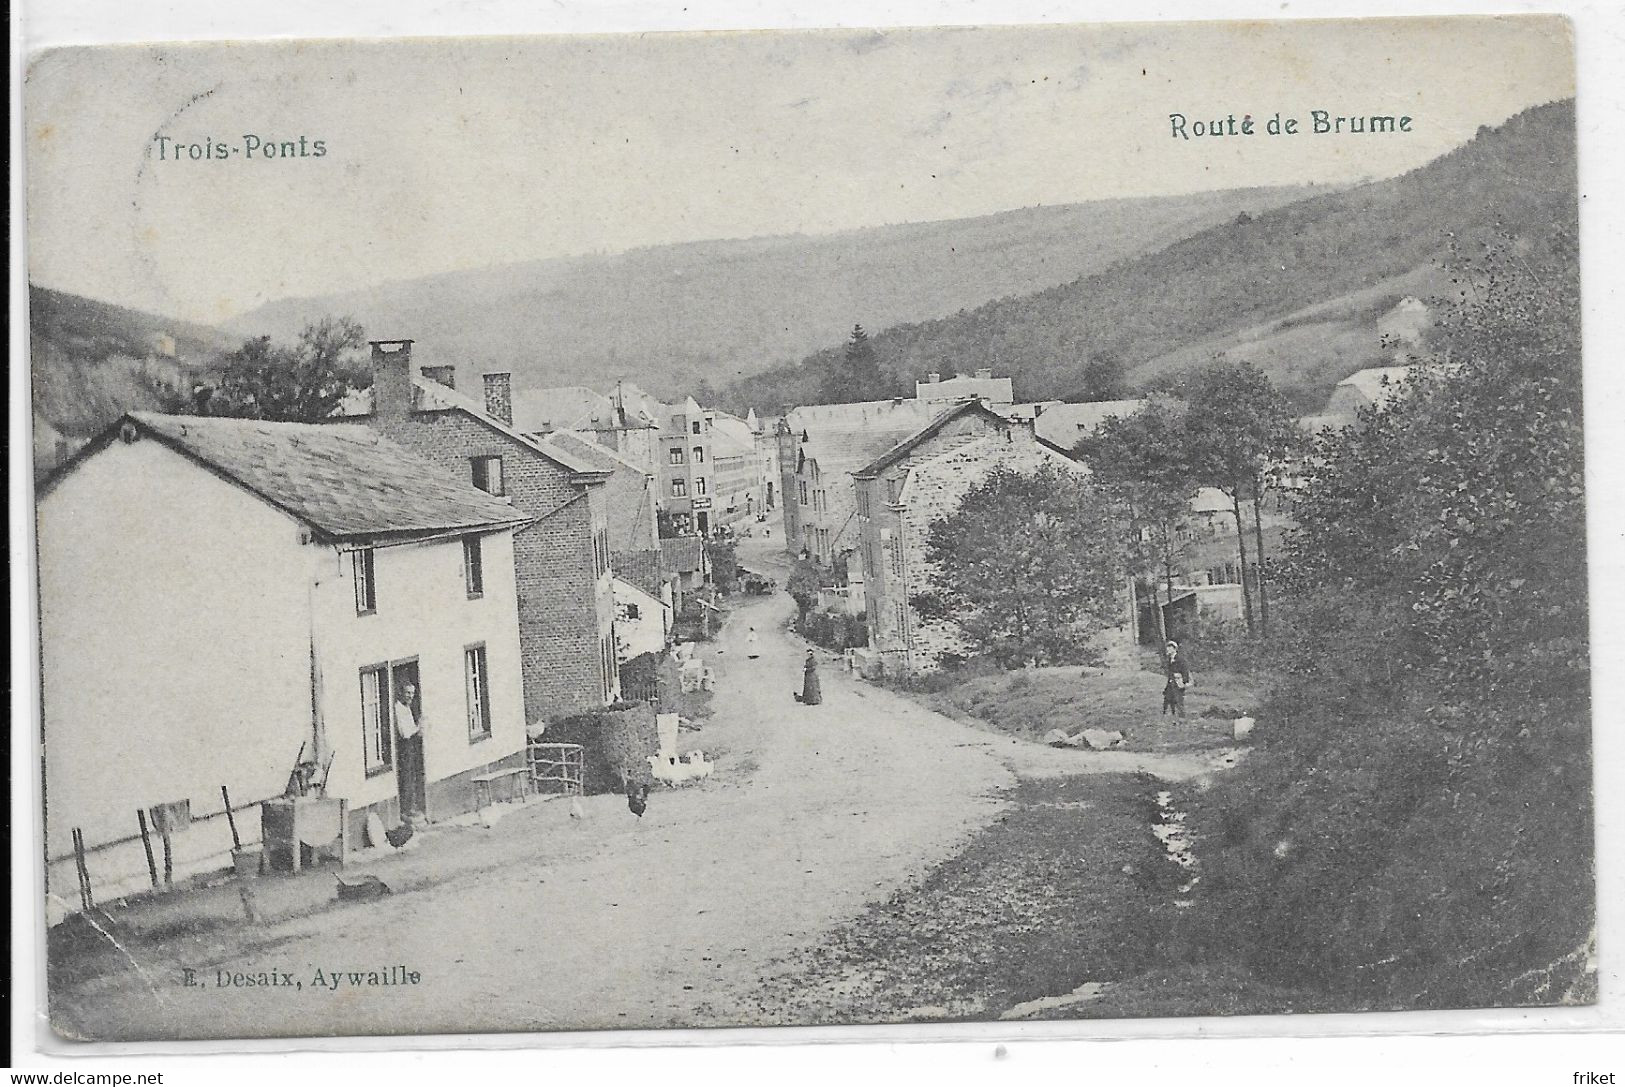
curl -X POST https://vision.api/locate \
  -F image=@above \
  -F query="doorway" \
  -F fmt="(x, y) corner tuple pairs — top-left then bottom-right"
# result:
(390, 660), (426, 818)
(697, 511), (710, 534)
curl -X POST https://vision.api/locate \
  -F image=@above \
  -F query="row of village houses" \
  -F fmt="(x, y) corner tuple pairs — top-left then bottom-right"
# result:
(36, 338), (782, 913)
(775, 360), (1416, 678)
(36, 326), (1413, 913)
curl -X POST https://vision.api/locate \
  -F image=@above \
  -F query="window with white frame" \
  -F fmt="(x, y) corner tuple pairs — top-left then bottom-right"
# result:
(672, 478), (688, 498)
(353, 549), (377, 614)
(465, 645), (492, 741)
(694, 477), (707, 496)
(668, 447), (686, 465)
(360, 665), (393, 773)
(463, 537), (484, 597)
(470, 455), (505, 496)
(693, 446), (705, 463)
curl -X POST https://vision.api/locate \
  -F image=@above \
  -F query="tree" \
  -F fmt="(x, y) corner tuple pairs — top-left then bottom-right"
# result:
(1074, 397), (1199, 650)
(1181, 360), (1297, 634)
(197, 317), (369, 421)
(1188, 230), (1591, 1008)
(705, 535), (739, 594)
(1079, 352), (1129, 401)
(918, 465), (1124, 668)
(820, 324), (889, 403)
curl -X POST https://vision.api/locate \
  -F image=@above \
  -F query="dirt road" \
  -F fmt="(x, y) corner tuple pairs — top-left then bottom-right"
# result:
(54, 571), (1015, 1040)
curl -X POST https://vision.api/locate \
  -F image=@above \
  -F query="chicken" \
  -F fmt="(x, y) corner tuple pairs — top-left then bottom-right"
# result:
(626, 780), (649, 818)
(568, 796), (586, 823)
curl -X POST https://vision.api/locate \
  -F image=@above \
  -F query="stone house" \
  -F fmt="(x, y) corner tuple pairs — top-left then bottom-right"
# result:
(779, 398), (943, 571)
(36, 412), (530, 911)
(852, 400), (1097, 676)
(335, 341), (621, 727)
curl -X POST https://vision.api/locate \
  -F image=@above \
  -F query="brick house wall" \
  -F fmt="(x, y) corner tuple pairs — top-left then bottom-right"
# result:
(347, 347), (618, 728)
(363, 410), (617, 725)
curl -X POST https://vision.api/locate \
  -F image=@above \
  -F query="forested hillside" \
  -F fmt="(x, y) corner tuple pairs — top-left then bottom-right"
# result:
(28, 286), (234, 475)
(225, 186), (1315, 399)
(731, 100), (1576, 414)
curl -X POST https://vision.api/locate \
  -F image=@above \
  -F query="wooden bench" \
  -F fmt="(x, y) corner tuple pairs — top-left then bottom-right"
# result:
(472, 766), (530, 816)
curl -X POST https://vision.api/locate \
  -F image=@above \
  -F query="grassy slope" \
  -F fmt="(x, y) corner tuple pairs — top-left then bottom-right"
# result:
(925, 664), (1265, 753)
(733, 99), (1575, 414)
(28, 285), (236, 472)
(224, 186), (1315, 399)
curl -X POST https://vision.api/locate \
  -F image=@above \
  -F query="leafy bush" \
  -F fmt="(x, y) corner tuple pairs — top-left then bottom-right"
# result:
(795, 607), (867, 651)
(1183, 230), (1593, 1008)
(541, 702), (659, 793)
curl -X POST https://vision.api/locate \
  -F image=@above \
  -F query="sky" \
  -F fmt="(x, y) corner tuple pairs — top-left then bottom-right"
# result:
(24, 15), (1575, 324)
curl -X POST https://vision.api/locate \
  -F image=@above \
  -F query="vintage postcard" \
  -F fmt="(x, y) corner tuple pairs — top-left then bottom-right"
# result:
(24, 15), (1591, 1044)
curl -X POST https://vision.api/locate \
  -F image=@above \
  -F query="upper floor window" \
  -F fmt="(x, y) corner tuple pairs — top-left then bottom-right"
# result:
(691, 421), (702, 435)
(463, 537), (484, 598)
(694, 477), (708, 496)
(672, 478), (688, 498)
(692, 446), (705, 463)
(471, 455), (505, 496)
(593, 527), (610, 577)
(799, 481), (809, 505)
(353, 549), (377, 615)
(668, 447), (686, 465)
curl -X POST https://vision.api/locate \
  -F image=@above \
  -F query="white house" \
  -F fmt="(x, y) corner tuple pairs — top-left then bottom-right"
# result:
(612, 576), (672, 662)
(36, 412), (531, 913)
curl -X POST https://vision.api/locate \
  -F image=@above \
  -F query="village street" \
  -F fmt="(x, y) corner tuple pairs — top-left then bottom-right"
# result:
(53, 535), (1032, 1041)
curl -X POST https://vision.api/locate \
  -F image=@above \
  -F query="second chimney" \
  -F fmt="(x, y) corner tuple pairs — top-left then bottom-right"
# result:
(974, 367), (993, 380)
(369, 339), (415, 418)
(926, 372), (941, 384)
(483, 372), (513, 425)
(420, 364), (456, 389)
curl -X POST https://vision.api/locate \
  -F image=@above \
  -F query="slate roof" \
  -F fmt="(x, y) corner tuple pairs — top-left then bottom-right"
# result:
(613, 549), (667, 597)
(1030, 399), (1146, 448)
(785, 398), (944, 481)
(332, 376), (607, 479)
(538, 429), (649, 476)
(508, 386), (618, 433)
(660, 535), (707, 576)
(73, 412), (532, 544)
(853, 400), (1011, 480)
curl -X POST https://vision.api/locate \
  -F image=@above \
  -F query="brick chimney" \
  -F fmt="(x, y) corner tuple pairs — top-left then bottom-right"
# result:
(420, 364), (455, 389)
(483, 372), (513, 425)
(369, 339), (415, 418)
(974, 367), (993, 380)
(926, 372), (941, 384)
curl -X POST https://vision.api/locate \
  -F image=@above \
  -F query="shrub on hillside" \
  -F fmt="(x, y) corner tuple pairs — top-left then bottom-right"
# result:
(1182, 231), (1592, 1008)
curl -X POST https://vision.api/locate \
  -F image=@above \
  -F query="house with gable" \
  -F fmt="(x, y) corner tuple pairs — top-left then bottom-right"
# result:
(852, 400), (1102, 676)
(511, 381), (663, 476)
(335, 341), (622, 726)
(37, 412), (530, 910)
(778, 397), (944, 571)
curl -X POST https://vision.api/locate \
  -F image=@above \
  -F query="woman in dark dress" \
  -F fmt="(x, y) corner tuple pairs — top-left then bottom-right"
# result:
(795, 650), (823, 705)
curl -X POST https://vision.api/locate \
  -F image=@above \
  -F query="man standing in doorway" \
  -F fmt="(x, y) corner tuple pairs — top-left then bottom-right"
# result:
(395, 681), (425, 819)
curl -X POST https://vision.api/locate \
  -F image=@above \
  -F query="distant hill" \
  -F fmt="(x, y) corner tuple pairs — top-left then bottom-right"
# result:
(28, 285), (236, 475)
(731, 99), (1578, 415)
(225, 186), (1319, 399)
